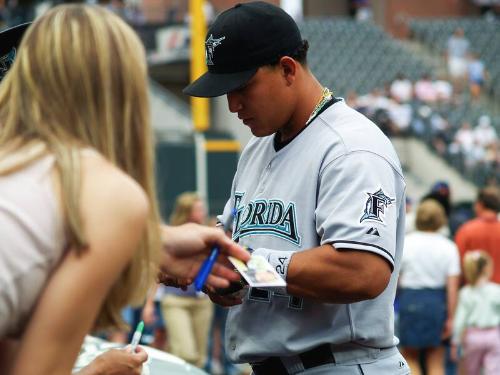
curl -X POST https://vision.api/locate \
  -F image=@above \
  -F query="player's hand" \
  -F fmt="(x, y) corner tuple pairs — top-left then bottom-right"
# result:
(204, 285), (244, 307)
(157, 272), (191, 290)
(79, 347), (147, 375)
(160, 223), (250, 289)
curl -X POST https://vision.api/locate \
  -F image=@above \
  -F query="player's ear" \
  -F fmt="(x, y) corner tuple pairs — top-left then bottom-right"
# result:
(279, 56), (297, 85)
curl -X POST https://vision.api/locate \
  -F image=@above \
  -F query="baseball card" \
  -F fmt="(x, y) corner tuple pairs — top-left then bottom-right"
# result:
(229, 254), (286, 288)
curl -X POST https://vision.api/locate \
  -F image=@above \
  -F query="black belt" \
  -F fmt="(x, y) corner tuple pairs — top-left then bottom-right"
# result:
(251, 344), (335, 375)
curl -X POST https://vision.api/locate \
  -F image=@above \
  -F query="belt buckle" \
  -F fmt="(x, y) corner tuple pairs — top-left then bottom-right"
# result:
(251, 357), (288, 375)
(299, 344), (336, 369)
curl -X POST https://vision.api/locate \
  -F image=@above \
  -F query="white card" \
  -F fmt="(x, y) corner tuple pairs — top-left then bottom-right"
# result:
(229, 254), (286, 288)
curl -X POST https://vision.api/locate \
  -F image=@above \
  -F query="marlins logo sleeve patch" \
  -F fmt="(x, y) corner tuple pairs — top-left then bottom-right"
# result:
(360, 188), (395, 224)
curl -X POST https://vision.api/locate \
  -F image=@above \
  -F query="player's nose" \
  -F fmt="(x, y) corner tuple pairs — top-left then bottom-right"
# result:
(226, 92), (243, 113)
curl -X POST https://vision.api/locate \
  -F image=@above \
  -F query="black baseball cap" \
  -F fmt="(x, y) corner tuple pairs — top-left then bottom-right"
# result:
(0, 23), (30, 82)
(183, 1), (302, 98)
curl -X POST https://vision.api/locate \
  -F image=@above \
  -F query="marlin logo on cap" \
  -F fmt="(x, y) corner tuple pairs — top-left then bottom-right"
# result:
(205, 34), (225, 66)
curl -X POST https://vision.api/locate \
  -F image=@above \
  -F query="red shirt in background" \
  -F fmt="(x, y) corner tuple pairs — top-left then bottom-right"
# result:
(455, 217), (500, 283)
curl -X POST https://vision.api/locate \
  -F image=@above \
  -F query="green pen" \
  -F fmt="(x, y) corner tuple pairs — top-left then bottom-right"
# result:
(130, 320), (144, 353)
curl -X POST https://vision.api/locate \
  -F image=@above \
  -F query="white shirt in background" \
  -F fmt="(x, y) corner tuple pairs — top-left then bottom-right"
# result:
(390, 79), (413, 103)
(399, 231), (460, 289)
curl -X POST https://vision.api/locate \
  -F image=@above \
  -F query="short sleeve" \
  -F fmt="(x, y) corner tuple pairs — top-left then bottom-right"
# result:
(315, 152), (404, 270)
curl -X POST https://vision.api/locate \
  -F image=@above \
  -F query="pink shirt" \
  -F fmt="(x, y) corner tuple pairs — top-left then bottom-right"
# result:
(0, 155), (66, 338)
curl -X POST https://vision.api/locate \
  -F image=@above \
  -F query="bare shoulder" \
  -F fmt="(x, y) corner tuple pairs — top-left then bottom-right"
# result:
(79, 152), (149, 238)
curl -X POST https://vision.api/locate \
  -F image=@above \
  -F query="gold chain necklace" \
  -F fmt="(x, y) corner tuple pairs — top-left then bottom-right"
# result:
(306, 87), (333, 126)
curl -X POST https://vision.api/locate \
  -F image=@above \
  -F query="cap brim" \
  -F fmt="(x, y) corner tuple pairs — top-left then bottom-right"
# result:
(183, 67), (258, 98)
(0, 23), (31, 55)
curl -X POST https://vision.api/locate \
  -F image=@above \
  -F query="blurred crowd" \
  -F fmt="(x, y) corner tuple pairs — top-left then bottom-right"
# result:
(347, 71), (499, 186)
(398, 182), (500, 375)
(346, 25), (500, 187)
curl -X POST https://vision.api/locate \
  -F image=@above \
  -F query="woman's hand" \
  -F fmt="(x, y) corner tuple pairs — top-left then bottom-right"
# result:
(159, 224), (250, 289)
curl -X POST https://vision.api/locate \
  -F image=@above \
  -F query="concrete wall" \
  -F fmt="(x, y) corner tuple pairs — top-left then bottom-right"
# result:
(392, 138), (477, 204)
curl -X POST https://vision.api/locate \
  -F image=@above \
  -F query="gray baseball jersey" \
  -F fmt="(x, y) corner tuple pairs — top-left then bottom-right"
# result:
(220, 99), (406, 364)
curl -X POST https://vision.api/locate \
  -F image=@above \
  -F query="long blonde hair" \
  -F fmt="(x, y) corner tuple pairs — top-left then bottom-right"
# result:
(463, 250), (493, 286)
(0, 4), (161, 329)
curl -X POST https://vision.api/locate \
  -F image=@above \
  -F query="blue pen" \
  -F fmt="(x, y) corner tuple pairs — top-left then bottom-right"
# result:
(194, 208), (236, 291)
(194, 247), (220, 291)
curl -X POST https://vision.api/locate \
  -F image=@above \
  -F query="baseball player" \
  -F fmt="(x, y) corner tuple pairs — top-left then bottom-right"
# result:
(184, 2), (408, 374)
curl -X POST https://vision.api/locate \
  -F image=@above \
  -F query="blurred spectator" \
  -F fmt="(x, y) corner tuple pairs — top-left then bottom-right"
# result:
(390, 73), (413, 103)
(346, 90), (360, 109)
(134, 285), (167, 349)
(415, 74), (438, 103)
(388, 97), (412, 136)
(349, 0), (372, 22)
(430, 113), (452, 157)
(450, 121), (492, 173)
(467, 52), (488, 100)
(453, 122), (475, 157)
(160, 192), (214, 368)
(446, 28), (470, 88)
(451, 250), (500, 375)
(205, 305), (242, 375)
(472, 0), (500, 19)
(455, 186), (500, 283)
(399, 200), (461, 375)
(473, 115), (497, 149)
(423, 181), (452, 219)
(434, 76), (454, 103)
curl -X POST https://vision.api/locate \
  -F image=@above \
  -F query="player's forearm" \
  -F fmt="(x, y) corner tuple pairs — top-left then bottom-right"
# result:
(286, 245), (391, 303)
(0, 339), (19, 375)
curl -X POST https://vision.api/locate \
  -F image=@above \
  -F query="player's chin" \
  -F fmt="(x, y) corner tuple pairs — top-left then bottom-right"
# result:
(249, 126), (274, 138)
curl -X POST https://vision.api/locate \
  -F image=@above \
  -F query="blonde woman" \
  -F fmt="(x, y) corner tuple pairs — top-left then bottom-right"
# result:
(160, 192), (214, 368)
(0, 5), (248, 375)
(398, 200), (461, 375)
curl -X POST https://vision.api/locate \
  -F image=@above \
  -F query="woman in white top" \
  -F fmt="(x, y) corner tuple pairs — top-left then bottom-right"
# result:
(0, 5), (249, 375)
(398, 200), (461, 375)
(451, 251), (500, 375)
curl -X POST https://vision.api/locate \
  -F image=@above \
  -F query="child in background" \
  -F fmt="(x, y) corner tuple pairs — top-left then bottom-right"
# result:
(451, 251), (500, 375)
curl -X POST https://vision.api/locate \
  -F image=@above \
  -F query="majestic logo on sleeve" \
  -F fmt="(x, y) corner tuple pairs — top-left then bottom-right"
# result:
(205, 34), (225, 65)
(360, 189), (395, 224)
(233, 192), (301, 246)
